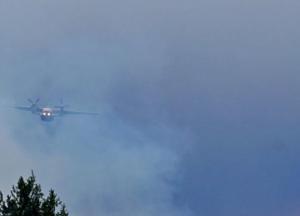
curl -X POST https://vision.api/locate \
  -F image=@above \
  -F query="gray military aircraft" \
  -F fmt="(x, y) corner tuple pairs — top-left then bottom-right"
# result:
(15, 98), (98, 121)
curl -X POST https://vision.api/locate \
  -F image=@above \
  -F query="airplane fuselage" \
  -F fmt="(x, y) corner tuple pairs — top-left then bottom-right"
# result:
(40, 108), (55, 121)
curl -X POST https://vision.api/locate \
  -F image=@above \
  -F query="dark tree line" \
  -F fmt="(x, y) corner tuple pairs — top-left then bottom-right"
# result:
(0, 173), (68, 216)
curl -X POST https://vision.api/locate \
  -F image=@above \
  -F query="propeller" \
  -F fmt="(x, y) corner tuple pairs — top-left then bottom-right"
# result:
(19, 98), (40, 113)
(54, 99), (69, 110)
(27, 98), (40, 106)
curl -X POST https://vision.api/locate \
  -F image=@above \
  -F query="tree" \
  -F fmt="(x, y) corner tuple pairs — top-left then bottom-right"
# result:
(0, 172), (68, 216)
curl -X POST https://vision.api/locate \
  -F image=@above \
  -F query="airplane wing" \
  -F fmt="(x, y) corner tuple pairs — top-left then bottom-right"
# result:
(62, 110), (99, 116)
(14, 106), (42, 114)
(14, 106), (32, 111)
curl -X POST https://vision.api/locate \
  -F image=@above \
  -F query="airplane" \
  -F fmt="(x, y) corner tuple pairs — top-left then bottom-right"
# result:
(15, 98), (98, 121)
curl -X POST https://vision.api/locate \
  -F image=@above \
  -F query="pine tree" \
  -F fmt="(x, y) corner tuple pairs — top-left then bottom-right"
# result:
(0, 172), (69, 216)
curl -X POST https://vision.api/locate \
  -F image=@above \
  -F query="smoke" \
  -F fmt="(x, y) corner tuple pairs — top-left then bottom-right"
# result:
(1, 0), (300, 216)
(0, 1), (195, 215)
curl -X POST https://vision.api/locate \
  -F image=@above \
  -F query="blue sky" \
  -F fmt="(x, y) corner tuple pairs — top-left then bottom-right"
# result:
(1, 0), (300, 215)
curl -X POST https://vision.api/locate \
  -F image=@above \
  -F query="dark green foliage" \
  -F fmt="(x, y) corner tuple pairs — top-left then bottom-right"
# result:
(0, 173), (68, 216)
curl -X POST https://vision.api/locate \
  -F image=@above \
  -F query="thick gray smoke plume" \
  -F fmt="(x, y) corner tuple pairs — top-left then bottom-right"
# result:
(1, 0), (300, 216)
(0, 1), (194, 215)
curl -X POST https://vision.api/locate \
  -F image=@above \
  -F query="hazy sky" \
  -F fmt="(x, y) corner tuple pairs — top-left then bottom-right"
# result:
(1, 0), (300, 215)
